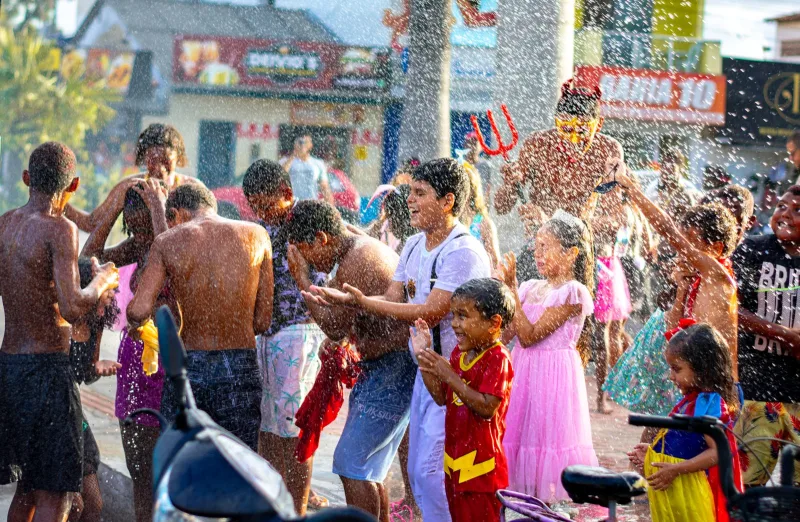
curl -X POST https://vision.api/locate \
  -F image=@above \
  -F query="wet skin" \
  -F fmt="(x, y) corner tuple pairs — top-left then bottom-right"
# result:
(0, 184), (119, 356)
(127, 209), (273, 351)
(494, 128), (624, 219)
(291, 231), (409, 361)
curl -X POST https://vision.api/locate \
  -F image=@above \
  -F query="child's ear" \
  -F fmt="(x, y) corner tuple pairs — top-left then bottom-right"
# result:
(442, 193), (456, 214)
(490, 314), (503, 334)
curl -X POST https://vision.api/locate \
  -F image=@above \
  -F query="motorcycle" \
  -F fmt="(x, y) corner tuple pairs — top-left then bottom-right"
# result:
(127, 306), (375, 522)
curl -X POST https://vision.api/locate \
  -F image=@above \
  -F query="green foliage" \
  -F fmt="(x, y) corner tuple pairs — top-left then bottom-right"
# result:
(0, 12), (118, 212)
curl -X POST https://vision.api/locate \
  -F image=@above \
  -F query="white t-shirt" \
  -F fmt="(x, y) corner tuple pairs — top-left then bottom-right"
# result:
(393, 223), (492, 360)
(279, 156), (328, 201)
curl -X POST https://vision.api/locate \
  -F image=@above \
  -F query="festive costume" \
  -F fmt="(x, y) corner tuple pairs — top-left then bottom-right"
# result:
(603, 309), (679, 416)
(595, 255), (632, 323)
(645, 392), (743, 522)
(442, 343), (513, 522)
(503, 280), (598, 502)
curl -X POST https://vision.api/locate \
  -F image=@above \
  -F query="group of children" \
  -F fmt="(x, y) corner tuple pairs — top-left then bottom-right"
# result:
(2, 122), (787, 522)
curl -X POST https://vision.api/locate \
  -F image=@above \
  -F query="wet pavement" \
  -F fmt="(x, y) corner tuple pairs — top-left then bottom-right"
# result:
(0, 290), (652, 521)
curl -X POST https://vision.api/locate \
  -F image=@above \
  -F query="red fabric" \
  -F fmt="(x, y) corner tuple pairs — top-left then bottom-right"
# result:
(445, 480), (502, 522)
(294, 341), (360, 462)
(664, 318), (698, 342)
(443, 344), (513, 493)
(684, 258), (734, 318)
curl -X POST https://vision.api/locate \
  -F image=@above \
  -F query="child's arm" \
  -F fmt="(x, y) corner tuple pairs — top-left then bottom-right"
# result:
(647, 435), (718, 491)
(608, 161), (730, 284)
(496, 253), (582, 347)
(418, 350), (501, 418)
(664, 259), (694, 330)
(411, 320), (447, 406)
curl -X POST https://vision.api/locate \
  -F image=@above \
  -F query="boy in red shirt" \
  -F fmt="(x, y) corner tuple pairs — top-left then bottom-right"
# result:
(412, 277), (515, 522)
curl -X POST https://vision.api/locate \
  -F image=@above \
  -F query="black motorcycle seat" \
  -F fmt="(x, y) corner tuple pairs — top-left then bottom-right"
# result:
(561, 465), (647, 507)
(168, 434), (291, 518)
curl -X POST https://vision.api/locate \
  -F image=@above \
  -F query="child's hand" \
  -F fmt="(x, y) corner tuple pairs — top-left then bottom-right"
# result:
(410, 319), (432, 354)
(627, 443), (648, 475)
(494, 252), (518, 291)
(95, 359), (122, 377)
(647, 461), (682, 490)
(603, 158), (635, 190)
(417, 349), (451, 380)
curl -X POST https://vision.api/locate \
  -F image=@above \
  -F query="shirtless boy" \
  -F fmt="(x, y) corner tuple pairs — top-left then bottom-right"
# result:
(286, 201), (416, 522)
(0, 142), (119, 522)
(606, 160), (740, 381)
(127, 185), (273, 451)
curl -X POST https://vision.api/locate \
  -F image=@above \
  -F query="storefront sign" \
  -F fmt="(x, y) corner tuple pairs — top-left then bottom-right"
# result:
(333, 48), (390, 90)
(575, 66), (727, 125)
(290, 102), (355, 127)
(58, 48), (135, 93)
(174, 36), (388, 92)
(719, 58), (800, 143)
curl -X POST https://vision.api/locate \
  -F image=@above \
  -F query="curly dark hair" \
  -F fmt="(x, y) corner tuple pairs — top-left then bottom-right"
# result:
(667, 323), (738, 414)
(678, 203), (738, 258)
(135, 124), (188, 167)
(452, 278), (516, 328)
(77, 257), (120, 331)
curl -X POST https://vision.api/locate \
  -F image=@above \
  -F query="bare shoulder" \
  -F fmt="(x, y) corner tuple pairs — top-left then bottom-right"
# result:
(594, 134), (624, 156)
(46, 214), (79, 242)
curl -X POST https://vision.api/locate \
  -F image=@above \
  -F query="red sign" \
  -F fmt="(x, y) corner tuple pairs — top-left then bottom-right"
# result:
(174, 36), (389, 92)
(575, 66), (727, 125)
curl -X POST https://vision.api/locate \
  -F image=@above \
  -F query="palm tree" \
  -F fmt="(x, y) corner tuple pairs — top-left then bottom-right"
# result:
(0, 12), (117, 211)
(396, 0), (453, 162)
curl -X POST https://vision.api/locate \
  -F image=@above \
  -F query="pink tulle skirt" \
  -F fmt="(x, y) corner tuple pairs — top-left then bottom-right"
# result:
(594, 255), (632, 323)
(503, 347), (598, 502)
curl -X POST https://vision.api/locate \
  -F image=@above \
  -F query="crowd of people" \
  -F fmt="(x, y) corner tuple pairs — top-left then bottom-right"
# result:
(1, 78), (800, 522)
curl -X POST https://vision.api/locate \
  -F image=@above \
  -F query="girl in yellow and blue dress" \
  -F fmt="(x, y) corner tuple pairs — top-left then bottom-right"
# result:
(628, 323), (743, 522)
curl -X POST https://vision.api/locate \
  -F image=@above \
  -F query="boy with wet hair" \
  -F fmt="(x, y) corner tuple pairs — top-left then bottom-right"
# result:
(285, 200), (416, 522)
(0, 142), (119, 522)
(699, 184), (756, 243)
(312, 158), (491, 521)
(606, 160), (740, 380)
(412, 278), (515, 522)
(242, 159), (329, 515)
(128, 184), (273, 453)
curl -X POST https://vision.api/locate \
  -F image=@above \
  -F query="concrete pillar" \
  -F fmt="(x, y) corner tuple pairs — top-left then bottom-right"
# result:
(397, 0), (452, 162)
(493, 0), (576, 137)
(492, 0), (576, 251)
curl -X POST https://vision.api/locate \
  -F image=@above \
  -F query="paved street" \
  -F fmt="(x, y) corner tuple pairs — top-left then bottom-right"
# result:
(0, 297), (651, 521)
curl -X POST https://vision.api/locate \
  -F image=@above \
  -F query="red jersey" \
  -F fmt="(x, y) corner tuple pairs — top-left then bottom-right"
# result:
(442, 343), (514, 493)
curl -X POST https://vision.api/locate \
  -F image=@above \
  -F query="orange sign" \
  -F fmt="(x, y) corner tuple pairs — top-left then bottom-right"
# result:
(575, 66), (727, 125)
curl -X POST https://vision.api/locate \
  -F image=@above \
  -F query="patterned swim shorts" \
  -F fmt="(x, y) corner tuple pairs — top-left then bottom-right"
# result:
(257, 323), (325, 438)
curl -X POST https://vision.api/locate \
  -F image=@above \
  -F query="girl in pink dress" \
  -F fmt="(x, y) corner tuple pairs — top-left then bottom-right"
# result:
(496, 211), (598, 503)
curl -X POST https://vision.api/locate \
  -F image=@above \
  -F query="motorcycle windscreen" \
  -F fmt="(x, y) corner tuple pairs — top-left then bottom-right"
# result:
(167, 431), (296, 519)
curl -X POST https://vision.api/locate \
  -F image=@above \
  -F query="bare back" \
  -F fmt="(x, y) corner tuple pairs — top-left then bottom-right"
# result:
(694, 278), (739, 379)
(335, 236), (409, 360)
(0, 208), (77, 354)
(152, 216), (272, 351)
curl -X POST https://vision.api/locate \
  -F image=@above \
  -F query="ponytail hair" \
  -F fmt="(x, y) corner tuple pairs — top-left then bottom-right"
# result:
(541, 211), (596, 366)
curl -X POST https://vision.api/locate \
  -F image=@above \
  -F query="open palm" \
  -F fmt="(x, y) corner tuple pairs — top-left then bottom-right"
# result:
(410, 318), (432, 354)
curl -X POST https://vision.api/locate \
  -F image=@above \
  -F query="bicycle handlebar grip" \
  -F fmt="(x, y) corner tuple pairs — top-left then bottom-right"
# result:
(628, 414), (688, 430)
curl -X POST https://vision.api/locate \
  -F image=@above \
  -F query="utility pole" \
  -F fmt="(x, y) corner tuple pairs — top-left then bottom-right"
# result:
(397, 0), (452, 162)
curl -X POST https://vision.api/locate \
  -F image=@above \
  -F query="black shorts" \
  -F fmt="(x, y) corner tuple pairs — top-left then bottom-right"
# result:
(0, 352), (84, 492)
(83, 420), (100, 477)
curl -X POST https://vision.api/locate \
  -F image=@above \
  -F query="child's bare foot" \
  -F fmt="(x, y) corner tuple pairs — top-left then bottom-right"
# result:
(307, 490), (329, 510)
(597, 394), (613, 414)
